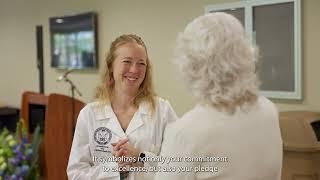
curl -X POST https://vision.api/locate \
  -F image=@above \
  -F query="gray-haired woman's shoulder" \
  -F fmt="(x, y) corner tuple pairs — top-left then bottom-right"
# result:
(155, 96), (171, 105)
(257, 96), (278, 115)
(154, 96), (176, 112)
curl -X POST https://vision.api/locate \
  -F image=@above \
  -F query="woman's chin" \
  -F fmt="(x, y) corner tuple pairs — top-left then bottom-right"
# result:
(123, 83), (139, 92)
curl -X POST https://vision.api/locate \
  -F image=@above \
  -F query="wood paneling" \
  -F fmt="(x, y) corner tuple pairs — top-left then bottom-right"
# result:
(44, 93), (85, 180)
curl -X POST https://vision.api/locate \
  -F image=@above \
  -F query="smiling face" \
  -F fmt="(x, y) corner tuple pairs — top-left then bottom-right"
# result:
(112, 42), (147, 95)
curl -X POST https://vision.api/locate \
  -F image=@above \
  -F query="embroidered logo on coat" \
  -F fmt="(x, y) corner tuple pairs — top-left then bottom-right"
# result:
(94, 127), (112, 145)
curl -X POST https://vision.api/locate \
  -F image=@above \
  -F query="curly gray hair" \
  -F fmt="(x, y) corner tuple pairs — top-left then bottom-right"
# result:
(175, 12), (260, 113)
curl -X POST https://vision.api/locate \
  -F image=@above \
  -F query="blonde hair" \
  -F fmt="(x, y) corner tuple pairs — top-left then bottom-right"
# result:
(95, 34), (156, 111)
(175, 12), (260, 114)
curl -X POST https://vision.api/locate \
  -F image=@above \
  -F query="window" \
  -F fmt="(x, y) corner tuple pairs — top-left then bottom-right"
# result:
(205, 0), (302, 99)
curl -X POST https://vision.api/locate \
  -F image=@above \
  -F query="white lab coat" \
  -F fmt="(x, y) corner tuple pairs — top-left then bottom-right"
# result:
(155, 96), (283, 180)
(67, 97), (177, 180)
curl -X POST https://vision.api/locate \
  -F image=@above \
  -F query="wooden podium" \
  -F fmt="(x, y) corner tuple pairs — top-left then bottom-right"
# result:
(44, 93), (85, 180)
(20, 92), (85, 180)
(20, 91), (48, 177)
(21, 91), (48, 135)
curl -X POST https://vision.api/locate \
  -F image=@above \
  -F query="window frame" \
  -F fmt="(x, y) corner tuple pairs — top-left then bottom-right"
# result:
(205, 0), (302, 100)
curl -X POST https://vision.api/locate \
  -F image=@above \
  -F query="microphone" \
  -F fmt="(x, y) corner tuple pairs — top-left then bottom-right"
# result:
(56, 69), (74, 82)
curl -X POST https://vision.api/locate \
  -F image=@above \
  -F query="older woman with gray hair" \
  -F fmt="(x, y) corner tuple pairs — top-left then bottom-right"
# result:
(155, 12), (282, 180)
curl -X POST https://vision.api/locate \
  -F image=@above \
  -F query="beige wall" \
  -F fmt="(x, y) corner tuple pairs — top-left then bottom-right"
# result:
(0, 0), (319, 116)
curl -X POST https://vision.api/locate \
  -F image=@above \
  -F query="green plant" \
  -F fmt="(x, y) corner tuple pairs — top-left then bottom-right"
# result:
(0, 120), (42, 180)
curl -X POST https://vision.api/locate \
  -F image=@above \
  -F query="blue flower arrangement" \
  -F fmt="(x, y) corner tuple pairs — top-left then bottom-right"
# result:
(0, 120), (41, 180)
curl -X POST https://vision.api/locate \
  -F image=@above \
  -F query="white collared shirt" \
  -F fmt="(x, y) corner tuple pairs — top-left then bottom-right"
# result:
(67, 97), (177, 180)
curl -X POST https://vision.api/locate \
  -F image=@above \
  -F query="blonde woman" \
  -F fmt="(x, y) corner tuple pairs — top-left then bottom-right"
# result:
(155, 13), (283, 180)
(67, 34), (177, 180)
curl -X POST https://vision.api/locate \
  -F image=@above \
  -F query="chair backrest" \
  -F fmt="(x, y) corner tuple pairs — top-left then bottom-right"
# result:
(44, 93), (85, 180)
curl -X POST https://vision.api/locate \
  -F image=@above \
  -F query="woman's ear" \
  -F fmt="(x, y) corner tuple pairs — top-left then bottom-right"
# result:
(107, 72), (114, 86)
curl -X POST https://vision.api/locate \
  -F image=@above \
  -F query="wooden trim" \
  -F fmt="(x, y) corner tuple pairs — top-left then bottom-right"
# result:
(20, 91), (48, 136)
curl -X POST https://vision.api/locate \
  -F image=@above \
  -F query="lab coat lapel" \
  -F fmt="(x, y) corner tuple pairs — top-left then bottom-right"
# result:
(106, 117), (126, 138)
(125, 114), (144, 135)
(99, 104), (126, 138)
(125, 102), (149, 135)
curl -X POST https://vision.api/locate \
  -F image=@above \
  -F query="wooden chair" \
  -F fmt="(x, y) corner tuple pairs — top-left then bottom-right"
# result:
(44, 93), (85, 180)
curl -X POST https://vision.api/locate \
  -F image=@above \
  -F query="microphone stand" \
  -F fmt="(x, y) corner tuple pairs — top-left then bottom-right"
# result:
(62, 76), (82, 139)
